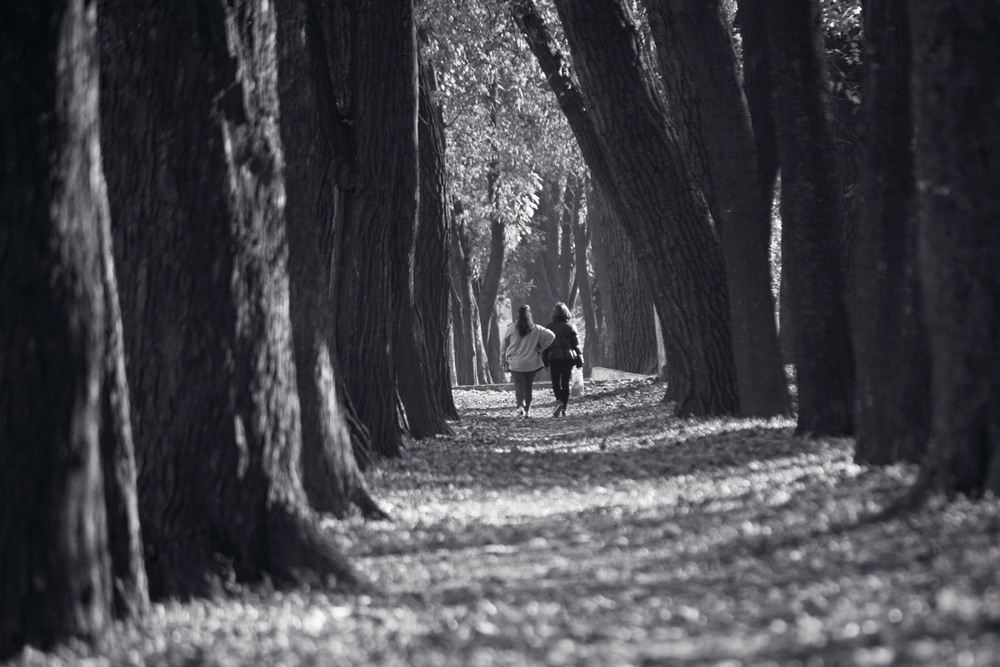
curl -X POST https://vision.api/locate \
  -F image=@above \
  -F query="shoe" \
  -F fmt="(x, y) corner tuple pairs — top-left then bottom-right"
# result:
(561, 401), (568, 416)
(552, 404), (562, 417)
(517, 406), (525, 418)
(524, 406), (531, 418)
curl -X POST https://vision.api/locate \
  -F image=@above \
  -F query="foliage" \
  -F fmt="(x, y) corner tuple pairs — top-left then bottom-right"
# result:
(14, 380), (1000, 665)
(821, 0), (863, 104)
(417, 0), (583, 275)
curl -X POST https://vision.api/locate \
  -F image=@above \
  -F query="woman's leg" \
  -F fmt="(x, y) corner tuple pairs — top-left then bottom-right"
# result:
(554, 361), (571, 404)
(524, 369), (537, 414)
(512, 371), (525, 411)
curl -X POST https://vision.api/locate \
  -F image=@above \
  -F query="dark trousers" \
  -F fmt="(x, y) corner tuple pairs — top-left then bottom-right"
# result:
(549, 360), (574, 404)
(511, 369), (538, 408)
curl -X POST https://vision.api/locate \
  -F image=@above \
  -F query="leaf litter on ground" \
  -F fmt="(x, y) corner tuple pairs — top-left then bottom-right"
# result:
(9, 378), (1000, 666)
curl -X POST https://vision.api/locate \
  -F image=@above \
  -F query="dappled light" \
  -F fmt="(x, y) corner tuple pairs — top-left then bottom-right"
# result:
(11, 379), (1000, 665)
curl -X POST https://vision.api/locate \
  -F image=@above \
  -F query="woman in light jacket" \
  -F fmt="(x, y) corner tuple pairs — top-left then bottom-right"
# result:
(500, 305), (555, 418)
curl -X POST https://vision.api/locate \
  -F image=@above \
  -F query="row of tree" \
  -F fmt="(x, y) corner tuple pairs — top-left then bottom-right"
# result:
(2, 0), (998, 659)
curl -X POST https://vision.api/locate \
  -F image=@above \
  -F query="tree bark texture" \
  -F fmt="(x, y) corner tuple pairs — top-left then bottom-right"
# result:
(853, 0), (929, 465)
(644, 0), (789, 417)
(764, 0), (855, 436)
(551, 0), (738, 415)
(100, 0), (355, 597)
(588, 184), (659, 375)
(477, 163), (506, 384)
(417, 56), (459, 420)
(332, 0), (421, 457)
(274, 0), (387, 516)
(1, 1), (123, 654)
(573, 195), (601, 375)
(450, 212), (488, 385)
(911, 2), (1000, 495)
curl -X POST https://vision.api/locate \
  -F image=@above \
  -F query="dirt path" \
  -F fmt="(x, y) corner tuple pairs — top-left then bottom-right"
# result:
(11, 379), (1000, 666)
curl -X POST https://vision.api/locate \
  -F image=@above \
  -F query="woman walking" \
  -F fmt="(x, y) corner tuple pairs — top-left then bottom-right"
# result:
(500, 305), (555, 418)
(543, 302), (582, 417)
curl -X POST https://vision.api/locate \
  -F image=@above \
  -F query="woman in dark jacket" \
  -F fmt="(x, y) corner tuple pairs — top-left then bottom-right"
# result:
(543, 302), (581, 417)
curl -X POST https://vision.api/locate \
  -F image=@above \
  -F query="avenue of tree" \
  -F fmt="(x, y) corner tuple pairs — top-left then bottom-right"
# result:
(1, 0), (998, 658)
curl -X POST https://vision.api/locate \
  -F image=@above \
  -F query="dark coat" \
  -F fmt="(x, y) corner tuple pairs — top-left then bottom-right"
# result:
(543, 319), (580, 363)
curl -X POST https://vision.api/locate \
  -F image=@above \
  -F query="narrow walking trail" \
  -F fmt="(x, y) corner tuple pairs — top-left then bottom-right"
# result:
(11, 379), (1000, 666)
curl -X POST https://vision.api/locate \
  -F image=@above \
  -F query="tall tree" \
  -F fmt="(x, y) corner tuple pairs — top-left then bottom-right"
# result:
(573, 197), (601, 375)
(853, 0), (929, 465)
(417, 54), (460, 420)
(100, 0), (355, 597)
(588, 184), (660, 375)
(1, 0), (146, 656)
(274, 0), (390, 514)
(450, 212), (485, 385)
(331, 0), (427, 456)
(476, 158), (506, 384)
(911, 2), (1000, 495)
(763, 0), (855, 436)
(513, 0), (738, 416)
(644, 0), (789, 417)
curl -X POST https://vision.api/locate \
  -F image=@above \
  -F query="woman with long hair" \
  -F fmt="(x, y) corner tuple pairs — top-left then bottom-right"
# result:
(543, 302), (582, 417)
(500, 305), (555, 417)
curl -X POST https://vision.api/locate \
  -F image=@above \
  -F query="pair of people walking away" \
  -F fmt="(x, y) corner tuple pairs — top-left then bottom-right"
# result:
(500, 305), (554, 417)
(500, 302), (583, 418)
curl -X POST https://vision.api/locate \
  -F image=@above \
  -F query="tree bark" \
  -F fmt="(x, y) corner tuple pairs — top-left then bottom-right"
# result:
(477, 163), (506, 384)
(274, 0), (388, 516)
(644, 0), (789, 417)
(450, 213), (480, 385)
(912, 2), (1000, 495)
(1, 1), (141, 655)
(100, 0), (356, 597)
(573, 191), (601, 375)
(514, 0), (738, 415)
(417, 55), (459, 420)
(763, 0), (855, 436)
(588, 184), (659, 375)
(332, 0), (421, 458)
(852, 0), (929, 465)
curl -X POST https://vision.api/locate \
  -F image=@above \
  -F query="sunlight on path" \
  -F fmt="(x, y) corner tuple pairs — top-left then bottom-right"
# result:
(12, 380), (1000, 666)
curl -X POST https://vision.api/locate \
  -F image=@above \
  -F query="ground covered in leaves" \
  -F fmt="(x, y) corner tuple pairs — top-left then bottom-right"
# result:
(10, 378), (1000, 666)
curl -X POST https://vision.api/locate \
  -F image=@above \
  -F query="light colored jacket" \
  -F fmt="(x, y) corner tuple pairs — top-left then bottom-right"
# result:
(501, 323), (555, 372)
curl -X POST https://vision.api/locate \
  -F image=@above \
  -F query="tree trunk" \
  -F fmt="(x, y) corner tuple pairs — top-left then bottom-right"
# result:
(519, 0), (738, 415)
(274, 0), (388, 516)
(853, 0), (929, 465)
(417, 56), (459, 420)
(333, 0), (420, 458)
(450, 214), (479, 385)
(98, 196), (150, 619)
(645, 0), (789, 417)
(574, 194), (601, 375)
(100, 0), (355, 597)
(763, 0), (855, 436)
(912, 2), (1000, 495)
(477, 164), (506, 384)
(588, 184), (659, 375)
(736, 0), (780, 230)
(1, 1), (142, 655)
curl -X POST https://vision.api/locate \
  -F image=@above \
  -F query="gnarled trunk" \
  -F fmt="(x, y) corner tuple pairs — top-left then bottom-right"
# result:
(101, 0), (355, 597)
(274, 0), (387, 515)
